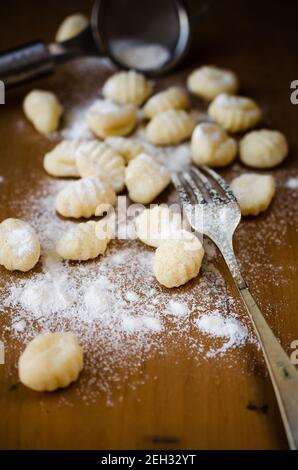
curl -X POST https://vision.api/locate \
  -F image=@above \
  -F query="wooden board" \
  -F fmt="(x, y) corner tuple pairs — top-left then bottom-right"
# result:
(0, 0), (297, 450)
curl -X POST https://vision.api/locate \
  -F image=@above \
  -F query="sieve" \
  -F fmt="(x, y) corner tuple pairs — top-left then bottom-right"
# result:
(0, 0), (206, 89)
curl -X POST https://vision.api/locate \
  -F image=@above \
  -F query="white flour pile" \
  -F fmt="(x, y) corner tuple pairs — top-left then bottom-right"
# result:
(0, 177), (257, 404)
(112, 41), (170, 70)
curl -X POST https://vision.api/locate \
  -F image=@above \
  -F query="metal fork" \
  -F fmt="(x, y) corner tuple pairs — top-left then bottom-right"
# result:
(172, 165), (298, 450)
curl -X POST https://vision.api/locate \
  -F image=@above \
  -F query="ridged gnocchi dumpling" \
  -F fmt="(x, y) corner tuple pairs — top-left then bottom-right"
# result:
(86, 99), (137, 138)
(102, 70), (152, 106)
(55, 176), (116, 219)
(230, 173), (276, 216)
(56, 13), (88, 42)
(75, 141), (125, 192)
(23, 90), (63, 134)
(135, 206), (186, 247)
(106, 136), (145, 163)
(19, 332), (83, 392)
(208, 94), (262, 133)
(43, 140), (80, 177)
(125, 154), (170, 204)
(154, 233), (204, 288)
(191, 122), (237, 167)
(56, 220), (111, 261)
(146, 109), (196, 145)
(240, 129), (288, 169)
(0, 218), (40, 272)
(187, 66), (239, 100)
(143, 86), (189, 119)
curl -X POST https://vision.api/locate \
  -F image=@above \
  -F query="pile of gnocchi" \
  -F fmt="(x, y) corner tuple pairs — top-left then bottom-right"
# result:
(1, 52), (289, 392)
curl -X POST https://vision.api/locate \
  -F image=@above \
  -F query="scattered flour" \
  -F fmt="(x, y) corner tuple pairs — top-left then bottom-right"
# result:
(0, 178), (257, 404)
(195, 313), (248, 358)
(0, 176), (4, 183)
(286, 177), (298, 189)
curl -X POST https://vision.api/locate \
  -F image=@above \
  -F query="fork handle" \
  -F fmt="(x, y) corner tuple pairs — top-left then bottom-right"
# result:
(237, 282), (298, 449)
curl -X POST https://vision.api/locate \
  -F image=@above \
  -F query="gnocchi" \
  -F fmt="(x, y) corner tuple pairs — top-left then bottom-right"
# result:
(55, 176), (116, 219)
(19, 332), (83, 392)
(105, 136), (145, 163)
(125, 153), (171, 204)
(191, 122), (237, 167)
(43, 140), (80, 177)
(86, 99), (137, 138)
(75, 141), (125, 192)
(135, 206), (186, 248)
(23, 90), (63, 134)
(102, 70), (152, 106)
(187, 65), (239, 100)
(146, 109), (196, 146)
(143, 86), (189, 119)
(154, 233), (204, 288)
(56, 220), (111, 261)
(230, 173), (276, 216)
(208, 93), (262, 133)
(240, 129), (289, 169)
(56, 13), (89, 42)
(0, 218), (40, 272)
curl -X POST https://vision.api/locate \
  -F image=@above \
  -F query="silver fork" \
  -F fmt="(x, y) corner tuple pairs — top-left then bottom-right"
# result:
(172, 165), (298, 450)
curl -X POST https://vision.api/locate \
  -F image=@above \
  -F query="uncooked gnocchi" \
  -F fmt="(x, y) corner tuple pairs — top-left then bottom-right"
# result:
(43, 140), (80, 177)
(56, 220), (111, 261)
(86, 99), (137, 138)
(208, 93), (262, 133)
(106, 136), (145, 163)
(135, 206), (186, 248)
(146, 109), (196, 146)
(125, 154), (170, 204)
(230, 173), (276, 216)
(18, 332), (83, 392)
(143, 86), (189, 119)
(56, 13), (89, 42)
(102, 70), (152, 106)
(191, 122), (237, 167)
(23, 90), (63, 134)
(154, 233), (204, 288)
(0, 218), (40, 272)
(75, 141), (125, 193)
(55, 176), (116, 219)
(239, 129), (288, 169)
(187, 65), (239, 100)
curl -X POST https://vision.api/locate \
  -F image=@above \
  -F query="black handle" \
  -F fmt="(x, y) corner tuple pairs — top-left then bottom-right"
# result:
(0, 41), (55, 89)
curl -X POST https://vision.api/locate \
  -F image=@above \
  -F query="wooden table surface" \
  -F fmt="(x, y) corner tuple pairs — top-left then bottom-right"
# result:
(0, 0), (298, 450)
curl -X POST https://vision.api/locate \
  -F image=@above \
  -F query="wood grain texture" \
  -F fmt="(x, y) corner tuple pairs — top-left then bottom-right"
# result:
(0, 0), (297, 450)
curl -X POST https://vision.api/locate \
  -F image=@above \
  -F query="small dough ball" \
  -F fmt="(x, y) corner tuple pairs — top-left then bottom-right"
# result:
(23, 90), (63, 134)
(86, 99), (137, 138)
(143, 86), (189, 119)
(191, 122), (237, 167)
(154, 233), (204, 288)
(240, 129), (289, 169)
(0, 218), (40, 272)
(56, 13), (89, 42)
(75, 141), (125, 192)
(125, 153), (170, 204)
(102, 70), (152, 106)
(56, 220), (111, 261)
(230, 173), (276, 216)
(146, 109), (196, 146)
(43, 140), (80, 177)
(208, 93), (262, 133)
(105, 136), (145, 163)
(55, 176), (116, 219)
(187, 65), (239, 100)
(135, 206), (186, 247)
(19, 332), (83, 392)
